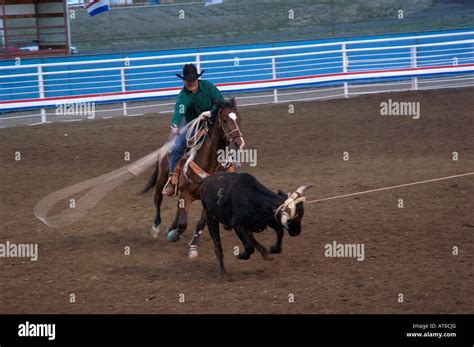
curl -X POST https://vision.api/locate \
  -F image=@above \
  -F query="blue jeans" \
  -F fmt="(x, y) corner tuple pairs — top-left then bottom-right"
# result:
(169, 122), (191, 173)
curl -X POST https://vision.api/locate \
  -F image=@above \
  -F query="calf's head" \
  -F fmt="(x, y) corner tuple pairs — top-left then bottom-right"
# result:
(277, 185), (312, 236)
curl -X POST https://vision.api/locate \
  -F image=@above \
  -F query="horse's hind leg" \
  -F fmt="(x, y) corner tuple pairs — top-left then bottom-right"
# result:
(187, 209), (207, 260)
(151, 191), (163, 239)
(151, 160), (169, 239)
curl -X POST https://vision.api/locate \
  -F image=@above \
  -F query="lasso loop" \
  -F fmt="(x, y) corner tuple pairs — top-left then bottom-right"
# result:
(33, 146), (167, 228)
(186, 116), (209, 151)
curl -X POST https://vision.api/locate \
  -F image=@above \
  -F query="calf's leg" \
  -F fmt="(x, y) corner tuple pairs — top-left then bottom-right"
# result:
(233, 225), (255, 260)
(207, 214), (228, 279)
(269, 227), (284, 254)
(249, 233), (273, 261)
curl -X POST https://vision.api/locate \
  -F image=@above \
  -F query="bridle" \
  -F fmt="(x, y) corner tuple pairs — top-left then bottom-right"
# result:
(217, 108), (244, 145)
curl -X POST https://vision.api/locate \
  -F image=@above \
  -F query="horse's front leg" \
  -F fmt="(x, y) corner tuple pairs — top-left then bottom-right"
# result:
(166, 209), (179, 241)
(187, 208), (207, 259)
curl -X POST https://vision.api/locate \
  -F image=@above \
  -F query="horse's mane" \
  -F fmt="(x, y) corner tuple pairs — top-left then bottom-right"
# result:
(216, 99), (234, 109)
(211, 99), (234, 118)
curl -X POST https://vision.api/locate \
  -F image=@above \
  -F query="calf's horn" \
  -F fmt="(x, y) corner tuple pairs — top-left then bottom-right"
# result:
(296, 185), (313, 196)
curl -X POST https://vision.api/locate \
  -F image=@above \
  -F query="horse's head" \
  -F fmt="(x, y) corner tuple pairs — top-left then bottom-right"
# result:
(215, 98), (245, 150)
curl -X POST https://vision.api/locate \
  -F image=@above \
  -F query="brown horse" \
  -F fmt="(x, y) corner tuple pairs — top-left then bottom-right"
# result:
(141, 98), (245, 258)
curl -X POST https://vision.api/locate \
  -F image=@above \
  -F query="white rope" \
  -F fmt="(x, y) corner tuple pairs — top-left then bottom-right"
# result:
(33, 146), (168, 228)
(186, 115), (208, 150)
(305, 172), (474, 204)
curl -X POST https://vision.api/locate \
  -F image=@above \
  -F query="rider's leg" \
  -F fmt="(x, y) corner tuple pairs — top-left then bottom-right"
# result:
(163, 124), (190, 196)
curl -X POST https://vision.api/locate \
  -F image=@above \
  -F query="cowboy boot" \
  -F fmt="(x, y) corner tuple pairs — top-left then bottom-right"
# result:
(162, 164), (181, 197)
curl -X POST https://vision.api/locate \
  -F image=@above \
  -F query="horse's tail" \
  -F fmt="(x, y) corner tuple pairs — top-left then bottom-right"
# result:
(140, 164), (159, 195)
(139, 136), (176, 195)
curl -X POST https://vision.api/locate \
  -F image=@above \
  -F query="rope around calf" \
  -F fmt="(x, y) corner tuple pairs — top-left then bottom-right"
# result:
(305, 171), (474, 205)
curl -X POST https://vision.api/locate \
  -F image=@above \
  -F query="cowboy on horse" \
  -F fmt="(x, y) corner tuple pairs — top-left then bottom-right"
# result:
(162, 63), (224, 196)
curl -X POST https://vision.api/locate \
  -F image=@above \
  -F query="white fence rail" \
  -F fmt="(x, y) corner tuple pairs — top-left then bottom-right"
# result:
(1, 30), (474, 126)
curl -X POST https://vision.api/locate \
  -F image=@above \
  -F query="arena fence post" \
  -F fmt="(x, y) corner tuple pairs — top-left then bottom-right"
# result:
(120, 67), (128, 116)
(271, 56), (278, 103)
(342, 43), (349, 98)
(411, 46), (418, 91)
(37, 66), (47, 123)
(196, 54), (201, 74)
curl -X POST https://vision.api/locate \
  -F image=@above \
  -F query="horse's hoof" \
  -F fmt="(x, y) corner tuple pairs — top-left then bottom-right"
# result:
(188, 246), (199, 260)
(150, 225), (160, 239)
(167, 229), (180, 242)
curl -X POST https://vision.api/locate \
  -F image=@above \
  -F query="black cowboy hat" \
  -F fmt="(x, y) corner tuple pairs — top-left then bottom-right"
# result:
(176, 63), (205, 81)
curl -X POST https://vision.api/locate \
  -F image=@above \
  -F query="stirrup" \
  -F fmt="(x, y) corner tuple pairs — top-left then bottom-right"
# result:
(162, 176), (178, 197)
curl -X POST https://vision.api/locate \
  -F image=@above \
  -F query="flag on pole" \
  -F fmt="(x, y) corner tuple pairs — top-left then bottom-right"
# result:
(85, 0), (110, 17)
(204, 0), (223, 6)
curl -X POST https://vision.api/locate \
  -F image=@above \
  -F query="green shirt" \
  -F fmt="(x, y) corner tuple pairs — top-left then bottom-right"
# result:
(171, 79), (224, 127)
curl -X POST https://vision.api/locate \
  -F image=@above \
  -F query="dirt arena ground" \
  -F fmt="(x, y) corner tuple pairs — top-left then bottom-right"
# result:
(1, 88), (473, 314)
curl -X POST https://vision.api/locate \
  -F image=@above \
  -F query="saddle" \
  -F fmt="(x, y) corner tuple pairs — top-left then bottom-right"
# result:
(167, 154), (236, 197)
